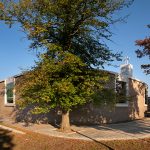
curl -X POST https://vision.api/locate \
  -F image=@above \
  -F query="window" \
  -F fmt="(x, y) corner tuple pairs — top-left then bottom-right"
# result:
(116, 80), (127, 104)
(145, 88), (148, 105)
(4, 77), (15, 106)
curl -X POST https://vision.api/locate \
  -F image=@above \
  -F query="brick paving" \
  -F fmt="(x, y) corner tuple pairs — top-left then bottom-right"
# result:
(1, 118), (150, 141)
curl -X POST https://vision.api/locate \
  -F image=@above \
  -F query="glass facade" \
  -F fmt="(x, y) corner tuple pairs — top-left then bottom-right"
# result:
(6, 82), (14, 103)
(116, 80), (127, 103)
(5, 78), (15, 105)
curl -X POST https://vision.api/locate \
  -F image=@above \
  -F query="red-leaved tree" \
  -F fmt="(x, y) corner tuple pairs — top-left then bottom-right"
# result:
(135, 25), (150, 74)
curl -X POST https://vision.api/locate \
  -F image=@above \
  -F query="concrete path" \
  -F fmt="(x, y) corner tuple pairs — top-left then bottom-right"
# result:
(1, 118), (150, 141)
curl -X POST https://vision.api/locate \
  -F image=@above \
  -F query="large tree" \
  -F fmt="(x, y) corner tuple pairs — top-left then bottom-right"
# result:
(135, 25), (150, 75)
(0, 0), (133, 66)
(0, 0), (132, 131)
(16, 51), (116, 131)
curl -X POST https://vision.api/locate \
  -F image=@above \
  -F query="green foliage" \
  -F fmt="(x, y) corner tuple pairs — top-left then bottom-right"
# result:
(1, 1), (133, 126)
(0, 0), (133, 67)
(16, 47), (112, 113)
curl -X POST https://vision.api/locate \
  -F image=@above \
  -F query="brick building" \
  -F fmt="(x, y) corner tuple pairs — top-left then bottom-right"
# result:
(0, 61), (149, 125)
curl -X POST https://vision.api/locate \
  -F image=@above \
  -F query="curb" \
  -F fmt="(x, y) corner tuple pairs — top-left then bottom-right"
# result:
(0, 124), (25, 134)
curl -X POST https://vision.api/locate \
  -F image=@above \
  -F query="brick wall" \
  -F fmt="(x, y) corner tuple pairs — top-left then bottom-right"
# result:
(0, 75), (148, 125)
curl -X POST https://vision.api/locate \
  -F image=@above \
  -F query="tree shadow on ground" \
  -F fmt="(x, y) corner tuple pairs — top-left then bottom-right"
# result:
(71, 128), (115, 150)
(0, 128), (14, 150)
(92, 119), (150, 135)
(72, 119), (150, 150)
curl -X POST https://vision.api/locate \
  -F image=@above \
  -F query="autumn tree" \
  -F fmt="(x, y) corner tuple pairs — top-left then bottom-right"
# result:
(17, 51), (117, 131)
(135, 25), (150, 74)
(0, 0), (133, 131)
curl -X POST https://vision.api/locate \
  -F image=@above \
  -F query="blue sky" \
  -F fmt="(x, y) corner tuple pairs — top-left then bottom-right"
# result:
(105, 0), (150, 95)
(0, 0), (150, 95)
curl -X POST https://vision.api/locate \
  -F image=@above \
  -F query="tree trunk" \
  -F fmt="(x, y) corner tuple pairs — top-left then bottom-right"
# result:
(60, 110), (71, 132)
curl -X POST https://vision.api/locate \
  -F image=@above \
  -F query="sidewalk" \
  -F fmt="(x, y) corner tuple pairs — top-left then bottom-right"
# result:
(1, 118), (150, 141)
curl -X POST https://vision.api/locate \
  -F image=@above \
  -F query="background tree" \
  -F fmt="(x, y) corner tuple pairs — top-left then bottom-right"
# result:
(135, 25), (150, 75)
(0, 0), (133, 131)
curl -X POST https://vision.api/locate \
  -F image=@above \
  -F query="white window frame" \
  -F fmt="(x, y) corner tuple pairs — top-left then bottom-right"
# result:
(4, 77), (15, 106)
(115, 79), (128, 107)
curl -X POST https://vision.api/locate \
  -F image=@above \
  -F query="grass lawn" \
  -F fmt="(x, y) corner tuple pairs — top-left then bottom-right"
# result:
(0, 127), (150, 150)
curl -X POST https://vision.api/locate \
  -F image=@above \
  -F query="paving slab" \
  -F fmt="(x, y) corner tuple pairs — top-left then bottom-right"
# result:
(1, 118), (150, 141)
